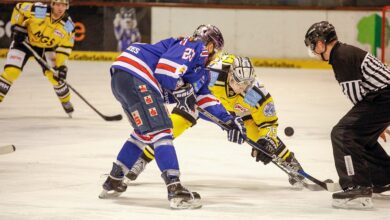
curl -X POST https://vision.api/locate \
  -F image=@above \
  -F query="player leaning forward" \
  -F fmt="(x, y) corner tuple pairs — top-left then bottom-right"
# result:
(100, 25), (246, 209)
(127, 54), (305, 188)
(0, 0), (75, 116)
(305, 21), (390, 209)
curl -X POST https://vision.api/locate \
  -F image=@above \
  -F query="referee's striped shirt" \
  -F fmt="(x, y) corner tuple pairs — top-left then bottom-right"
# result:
(329, 42), (390, 105)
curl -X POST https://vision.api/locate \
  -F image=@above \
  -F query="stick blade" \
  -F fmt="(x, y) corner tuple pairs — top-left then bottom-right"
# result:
(0, 145), (16, 155)
(103, 114), (123, 121)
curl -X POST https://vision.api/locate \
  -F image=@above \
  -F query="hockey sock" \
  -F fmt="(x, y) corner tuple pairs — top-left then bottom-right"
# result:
(117, 140), (143, 170)
(154, 144), (179, 172)
(0, 76), (12, 102)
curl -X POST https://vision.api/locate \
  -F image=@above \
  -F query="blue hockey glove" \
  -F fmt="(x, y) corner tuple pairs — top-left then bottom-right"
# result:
(226, 116), (246, 144)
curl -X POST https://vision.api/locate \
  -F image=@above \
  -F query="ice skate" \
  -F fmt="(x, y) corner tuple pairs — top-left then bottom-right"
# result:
(332, 186), (373, 209)
(373, 184), (390, 199)
(162, 171), (201, 209)
(284, 152), (304, 190)
(61, 101), (74, 118)
(99, 163), (127, 199)
(124, 157), (148, 185)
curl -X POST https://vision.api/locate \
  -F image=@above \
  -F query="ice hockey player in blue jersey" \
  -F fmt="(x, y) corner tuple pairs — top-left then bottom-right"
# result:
(99, 24), (246, 209)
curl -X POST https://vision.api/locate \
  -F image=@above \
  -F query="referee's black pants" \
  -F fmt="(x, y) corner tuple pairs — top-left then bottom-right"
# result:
(331, 88), (390, 189)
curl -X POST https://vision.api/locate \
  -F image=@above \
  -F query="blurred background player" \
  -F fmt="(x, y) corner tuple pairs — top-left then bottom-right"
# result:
(0, 0), (75, 117)
(305, 21), (390, 209)
(100, 24), (246, 209)
(113, 7), (141, 51)
(126, 54), (305, 189)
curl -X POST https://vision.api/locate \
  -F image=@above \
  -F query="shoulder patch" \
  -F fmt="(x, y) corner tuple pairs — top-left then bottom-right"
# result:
(64, 20), (75, 33)
(244, 86), (264, 107)
(263, 102), (276, 117)
(34, 4), (47, 18)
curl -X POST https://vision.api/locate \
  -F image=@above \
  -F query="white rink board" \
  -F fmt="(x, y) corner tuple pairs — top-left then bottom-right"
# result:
(0, 59), (389, 219)
(152, 8), (376, 59)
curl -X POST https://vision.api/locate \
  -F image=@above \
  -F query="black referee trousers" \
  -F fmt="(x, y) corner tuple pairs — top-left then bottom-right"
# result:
(331, 87), (390, 189)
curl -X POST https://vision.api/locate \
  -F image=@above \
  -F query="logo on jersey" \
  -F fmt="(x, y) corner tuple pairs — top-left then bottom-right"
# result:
(148, 107), (158, 117)
(131, 110), (143, 126)
(144, 95), (153, 104)
(233, 104), (249, 113)
(139, 85), (147, 93)
(263, 102), (276, 117)
(54, 29), (64, 38)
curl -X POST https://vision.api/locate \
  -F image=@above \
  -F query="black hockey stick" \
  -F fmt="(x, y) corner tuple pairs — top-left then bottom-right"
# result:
(22, 41), (123, 121)
(197, 106), (341, 192)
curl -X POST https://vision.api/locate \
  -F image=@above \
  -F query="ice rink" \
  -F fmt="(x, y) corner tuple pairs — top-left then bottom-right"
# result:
(0, 59), (389, 219)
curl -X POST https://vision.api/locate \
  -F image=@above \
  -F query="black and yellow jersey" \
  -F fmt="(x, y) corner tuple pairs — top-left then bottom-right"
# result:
(11, 2), (75, 61)
(208, 54), (279, 144)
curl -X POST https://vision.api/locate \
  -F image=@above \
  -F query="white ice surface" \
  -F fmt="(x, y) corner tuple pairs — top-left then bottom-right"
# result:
(0, 59), (389, 220)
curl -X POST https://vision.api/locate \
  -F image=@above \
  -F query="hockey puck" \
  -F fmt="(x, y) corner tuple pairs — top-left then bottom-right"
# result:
(284, 126), (294, 137)
(324, 179), (334, 183)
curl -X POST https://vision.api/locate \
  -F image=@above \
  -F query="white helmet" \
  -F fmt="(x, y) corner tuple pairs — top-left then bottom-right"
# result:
(51, 0), (69, 9)
(231, 56), (255, 85)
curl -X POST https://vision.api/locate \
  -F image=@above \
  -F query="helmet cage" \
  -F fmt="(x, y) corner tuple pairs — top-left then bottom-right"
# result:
(230, 57), (255, 87)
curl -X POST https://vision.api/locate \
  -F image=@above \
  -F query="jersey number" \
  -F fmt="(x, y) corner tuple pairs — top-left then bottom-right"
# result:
(182, 48), (195, 61)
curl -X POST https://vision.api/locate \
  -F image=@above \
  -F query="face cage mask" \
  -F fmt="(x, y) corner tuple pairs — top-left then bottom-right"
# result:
(230, 71), (255, 92)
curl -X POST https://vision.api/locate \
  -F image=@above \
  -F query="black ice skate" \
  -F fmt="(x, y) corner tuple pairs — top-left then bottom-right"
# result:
(161, 171), (201, 209)
(124, 157), (148, 184)
(332, 186), (373, 209)
(61, 101), (74, 118)
(373, 184), (390, 199)
(99, 163), (127, 199)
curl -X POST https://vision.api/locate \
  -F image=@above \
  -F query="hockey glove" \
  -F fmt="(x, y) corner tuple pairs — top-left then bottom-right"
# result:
(226, 117), (247, 144)
(172, 83), (198, 122)
(53, 65), (68, 82)
(12, 26), (27, 44)
(251, 137), (277, 165)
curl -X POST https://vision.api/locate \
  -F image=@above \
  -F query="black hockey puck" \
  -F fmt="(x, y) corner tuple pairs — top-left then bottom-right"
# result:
(324, 179), (334, 183)
(284, 126), (294, 137)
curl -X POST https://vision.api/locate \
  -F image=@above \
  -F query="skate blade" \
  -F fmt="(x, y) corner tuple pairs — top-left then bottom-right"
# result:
(373, 192), (390, 200)
(67, 113), (73, 118)
(98, 189), (122, 199)
(290, 181), (304, 191)
(169, 198), (202, 210)
(332, 197), (373, 210)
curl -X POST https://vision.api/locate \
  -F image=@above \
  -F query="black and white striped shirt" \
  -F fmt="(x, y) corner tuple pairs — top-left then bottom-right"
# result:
(329, 42), (390, 105)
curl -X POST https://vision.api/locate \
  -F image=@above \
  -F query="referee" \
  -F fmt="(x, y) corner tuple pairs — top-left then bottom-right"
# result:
(304, 21), (390, 209)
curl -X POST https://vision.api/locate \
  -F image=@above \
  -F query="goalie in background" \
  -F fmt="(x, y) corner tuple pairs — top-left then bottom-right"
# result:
(126, 54), (306, 189)
(0, 0), (75, 117)
(113, 7), (141, 51)
(305, 21), (390, 209)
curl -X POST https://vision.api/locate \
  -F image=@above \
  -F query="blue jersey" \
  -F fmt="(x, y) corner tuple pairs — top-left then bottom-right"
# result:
(111, 37), (232, 123)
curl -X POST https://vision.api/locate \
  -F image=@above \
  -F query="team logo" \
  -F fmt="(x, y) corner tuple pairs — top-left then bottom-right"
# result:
(148, 107), (158, 117)
(131, 110), (143, 126)
(54, 29), (64, 38)
(144, 95), (153, 104)
(139, 85), (147, 93)
(233, 104), (249, 113)
(263, 102), (276, 116)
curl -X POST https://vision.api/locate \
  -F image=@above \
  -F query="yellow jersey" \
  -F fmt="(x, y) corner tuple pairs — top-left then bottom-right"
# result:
(208, 54), (279, 144)
(11, 2), (75, 59)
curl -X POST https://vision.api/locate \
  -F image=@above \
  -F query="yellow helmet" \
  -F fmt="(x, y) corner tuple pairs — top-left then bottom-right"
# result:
(51, 0), (69, 9)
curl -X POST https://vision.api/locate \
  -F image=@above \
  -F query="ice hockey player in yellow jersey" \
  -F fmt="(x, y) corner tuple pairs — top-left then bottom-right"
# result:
(125, 54), (306, 188)
(0, 0), (75, 116)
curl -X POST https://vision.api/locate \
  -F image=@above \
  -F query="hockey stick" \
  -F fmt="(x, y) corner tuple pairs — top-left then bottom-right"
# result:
(197, 106), (341, 192)
(0, 145), (16, 155)
(22, 41), (123, 121)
